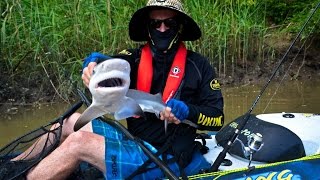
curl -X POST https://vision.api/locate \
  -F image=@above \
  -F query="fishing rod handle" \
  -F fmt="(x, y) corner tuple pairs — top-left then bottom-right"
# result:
(210, 148), (228, 172)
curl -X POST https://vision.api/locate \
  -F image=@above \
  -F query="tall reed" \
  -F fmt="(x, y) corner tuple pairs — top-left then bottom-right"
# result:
(0, 0), (292, 100)
(186, 0), (272, 77)
(1, 0), (142, 100)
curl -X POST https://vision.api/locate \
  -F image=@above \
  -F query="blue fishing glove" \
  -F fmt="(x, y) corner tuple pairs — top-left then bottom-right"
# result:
(82, 52), (112, 69)
(166, 99), (189, 121)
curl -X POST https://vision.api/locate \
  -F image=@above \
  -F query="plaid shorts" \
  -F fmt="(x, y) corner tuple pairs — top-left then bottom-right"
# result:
(92, 119), (211, 180)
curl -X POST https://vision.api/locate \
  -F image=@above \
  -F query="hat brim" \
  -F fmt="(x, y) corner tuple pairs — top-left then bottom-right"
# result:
(129, 6), (201, 42)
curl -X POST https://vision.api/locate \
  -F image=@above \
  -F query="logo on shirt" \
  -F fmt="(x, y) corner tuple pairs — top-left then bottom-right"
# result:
(210, 79), (221, 90)
(118, 49), (132, 55)
(197, 113), (223, 127)
(169, 66), (181, 78)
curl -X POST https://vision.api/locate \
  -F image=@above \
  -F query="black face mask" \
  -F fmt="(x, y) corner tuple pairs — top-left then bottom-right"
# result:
(148, 26), (180, 52)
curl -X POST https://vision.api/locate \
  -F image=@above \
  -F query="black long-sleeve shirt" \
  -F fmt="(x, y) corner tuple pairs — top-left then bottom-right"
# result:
(111, 45), (224, 150)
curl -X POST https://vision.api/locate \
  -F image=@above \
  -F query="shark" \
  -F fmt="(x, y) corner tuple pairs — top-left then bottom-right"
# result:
(74, 58), (144, 131)
(126, 89), (198, 132)
(126, 89), (168, 132)
(74, 58), (168, 131)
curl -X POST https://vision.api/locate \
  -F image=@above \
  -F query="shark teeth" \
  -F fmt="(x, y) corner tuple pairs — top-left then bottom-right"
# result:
(98, 78), (123, 87)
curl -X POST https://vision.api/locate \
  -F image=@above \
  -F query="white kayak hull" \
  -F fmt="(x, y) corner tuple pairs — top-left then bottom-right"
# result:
(199, 112), (320, 171)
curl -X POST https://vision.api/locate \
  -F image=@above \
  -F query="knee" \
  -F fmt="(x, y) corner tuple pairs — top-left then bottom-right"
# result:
(49, 112), (81, 141)
(63, 131), (88, 153)
(60, 131), (105, 172)
(66, 112), (81, 128)
(62, 131), (102, 159)
(62, 112), (82, 139)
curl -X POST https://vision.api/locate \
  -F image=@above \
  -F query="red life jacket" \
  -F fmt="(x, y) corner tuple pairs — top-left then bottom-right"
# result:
(137, 43), (187, 103)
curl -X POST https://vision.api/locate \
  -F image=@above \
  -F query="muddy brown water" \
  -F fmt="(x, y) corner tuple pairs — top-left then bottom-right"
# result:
(1, 80), (320, 148)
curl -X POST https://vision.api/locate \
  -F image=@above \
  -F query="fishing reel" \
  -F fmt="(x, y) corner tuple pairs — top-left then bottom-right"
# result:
(235, 133), (264, 167)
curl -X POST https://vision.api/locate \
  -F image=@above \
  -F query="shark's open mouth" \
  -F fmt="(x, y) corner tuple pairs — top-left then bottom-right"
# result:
(98, 78), (124, 87)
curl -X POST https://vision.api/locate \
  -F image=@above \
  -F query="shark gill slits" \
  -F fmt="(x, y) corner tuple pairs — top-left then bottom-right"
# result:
(98, 78), (123, 87)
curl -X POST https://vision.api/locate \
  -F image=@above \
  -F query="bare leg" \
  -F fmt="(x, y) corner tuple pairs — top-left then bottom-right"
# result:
(26, 130), (106, 180)
(13, 113), (91, 160)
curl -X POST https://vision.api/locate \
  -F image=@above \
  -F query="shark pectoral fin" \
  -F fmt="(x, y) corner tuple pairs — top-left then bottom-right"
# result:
(74, 106), (107, 131)
(114, 97), (144, 120)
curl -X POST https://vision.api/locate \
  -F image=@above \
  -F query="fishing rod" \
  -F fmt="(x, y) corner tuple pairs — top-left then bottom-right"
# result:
(210, 1), (320, 172)
(263, 16), (320, 113)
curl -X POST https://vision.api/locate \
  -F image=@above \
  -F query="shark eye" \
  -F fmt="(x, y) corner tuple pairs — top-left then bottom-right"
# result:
(98, 78), (123, 87)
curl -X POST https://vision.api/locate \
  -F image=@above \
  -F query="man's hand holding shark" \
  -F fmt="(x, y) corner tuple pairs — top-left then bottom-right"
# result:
(160, 99), (189, 125)
(82, 61), (97, 87)
(76, 55), (188, 131)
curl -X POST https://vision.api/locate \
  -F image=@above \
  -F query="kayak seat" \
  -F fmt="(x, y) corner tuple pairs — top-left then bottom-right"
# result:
(215, 114), (306, 163)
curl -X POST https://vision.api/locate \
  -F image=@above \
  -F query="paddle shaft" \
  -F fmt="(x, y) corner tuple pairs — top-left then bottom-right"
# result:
(210, 1), (320, 172)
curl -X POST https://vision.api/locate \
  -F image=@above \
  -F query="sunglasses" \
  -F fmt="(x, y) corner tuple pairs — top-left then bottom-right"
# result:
(149, 18), (179, 29)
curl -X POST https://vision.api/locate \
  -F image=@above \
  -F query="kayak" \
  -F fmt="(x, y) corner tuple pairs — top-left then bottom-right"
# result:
(191, 112), (320, 179)
(1, 110), (319, 180)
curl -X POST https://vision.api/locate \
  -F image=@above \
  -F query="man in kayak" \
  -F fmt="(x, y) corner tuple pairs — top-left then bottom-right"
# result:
(26, 0), (224, 179)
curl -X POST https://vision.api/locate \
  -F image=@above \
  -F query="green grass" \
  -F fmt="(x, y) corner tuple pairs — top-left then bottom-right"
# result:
(185, 0), (272, 76)
(1, 0), (318, 101)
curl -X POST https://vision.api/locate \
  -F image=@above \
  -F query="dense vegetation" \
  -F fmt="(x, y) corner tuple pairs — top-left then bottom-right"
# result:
(1, 0), (319, 103)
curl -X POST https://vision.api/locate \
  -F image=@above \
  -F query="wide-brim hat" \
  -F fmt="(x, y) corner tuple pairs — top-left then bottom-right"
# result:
(129, 0), (201, 42)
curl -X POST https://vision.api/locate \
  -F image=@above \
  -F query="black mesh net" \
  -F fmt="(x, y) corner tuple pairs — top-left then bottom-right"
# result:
(0, 89), (176, 179)
(0, 101), (82, 180)
(0, 118), (62, 179)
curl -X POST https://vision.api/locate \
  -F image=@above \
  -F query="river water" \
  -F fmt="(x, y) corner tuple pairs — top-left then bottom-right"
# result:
(1, 80), (320, 147)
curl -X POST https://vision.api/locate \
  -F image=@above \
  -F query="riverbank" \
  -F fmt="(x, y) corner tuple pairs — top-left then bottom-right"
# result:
(1, 44), (319, 106)
(2, 78), (320, 147)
